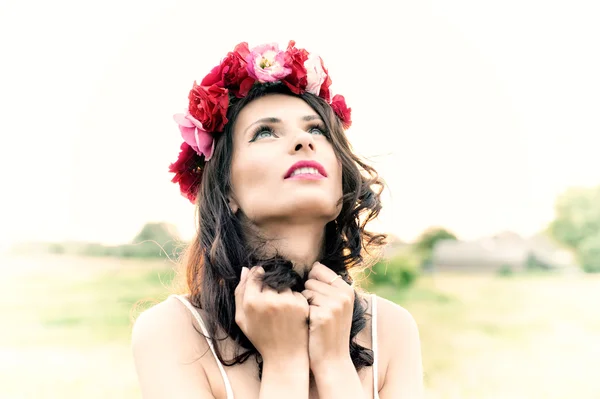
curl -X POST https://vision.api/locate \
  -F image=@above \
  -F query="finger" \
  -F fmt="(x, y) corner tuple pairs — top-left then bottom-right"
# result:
(301, 288), (316, 305)
(305, 278), (337, 296)
(243, 266), (265, 304)
(292, 292), (310, 321)
(234, 267), (250, 310)
(301, 289), (332, 307)
(308, 262), (340, 284)
(293, 291), (309, 305)
(234, 267), (250, 294)
(260, 284), (288, 303)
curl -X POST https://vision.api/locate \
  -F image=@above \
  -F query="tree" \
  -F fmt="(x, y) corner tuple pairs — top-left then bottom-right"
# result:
(578, 232), (600, 273)
(128, 222), (183, 258)
(413, 227), (458, 269)
(414, 227), (457, 254)
(548, 185), (600, 273)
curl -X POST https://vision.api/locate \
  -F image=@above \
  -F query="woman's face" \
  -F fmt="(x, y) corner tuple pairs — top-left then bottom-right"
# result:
(229, 94), (343, 226)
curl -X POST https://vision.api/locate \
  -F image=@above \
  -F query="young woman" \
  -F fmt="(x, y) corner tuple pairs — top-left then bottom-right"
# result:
(132, 41), (423, 398)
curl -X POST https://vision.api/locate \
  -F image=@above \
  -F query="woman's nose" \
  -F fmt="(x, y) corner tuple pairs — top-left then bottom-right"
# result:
(292, 132), (316, 153)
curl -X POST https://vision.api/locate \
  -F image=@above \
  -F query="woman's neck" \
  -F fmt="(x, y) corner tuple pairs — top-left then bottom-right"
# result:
(251, 222), (325, 274)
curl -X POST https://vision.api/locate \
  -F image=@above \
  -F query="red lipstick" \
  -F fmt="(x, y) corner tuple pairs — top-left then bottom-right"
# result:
(284, 160), (328, 179)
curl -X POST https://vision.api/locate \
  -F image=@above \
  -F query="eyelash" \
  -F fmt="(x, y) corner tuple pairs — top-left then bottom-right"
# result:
(250, 124), (330, 142)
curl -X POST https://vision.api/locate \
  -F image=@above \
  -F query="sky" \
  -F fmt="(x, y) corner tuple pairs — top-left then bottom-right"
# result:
(0, 0), (599, 248)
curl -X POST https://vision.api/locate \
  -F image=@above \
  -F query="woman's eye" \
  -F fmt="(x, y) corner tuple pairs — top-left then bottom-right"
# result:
(251, 127), (275, 141)
(256, 130), (273, 139)
(309, 126), (326, 136)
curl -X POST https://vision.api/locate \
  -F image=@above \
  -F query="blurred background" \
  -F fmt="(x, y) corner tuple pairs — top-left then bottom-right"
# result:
(1, 0), (599, 398)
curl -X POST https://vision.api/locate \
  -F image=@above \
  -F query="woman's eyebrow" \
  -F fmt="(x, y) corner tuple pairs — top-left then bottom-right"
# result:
(302, 115), (321, 122)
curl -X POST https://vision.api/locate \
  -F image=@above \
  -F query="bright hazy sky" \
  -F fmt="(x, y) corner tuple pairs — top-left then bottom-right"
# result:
(1, 0), (598, 248)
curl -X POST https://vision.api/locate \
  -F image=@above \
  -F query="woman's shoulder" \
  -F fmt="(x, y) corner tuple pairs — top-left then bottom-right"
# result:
(131, 296), (218, 396)
(131, 295), (210, 358)
(371, 293), (420, 342)
(369, 293), (423, 395)
(358, 292), (417, 324)
(372, 294), (418, 329)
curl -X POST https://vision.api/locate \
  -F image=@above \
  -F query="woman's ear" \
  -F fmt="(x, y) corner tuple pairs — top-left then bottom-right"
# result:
(228, 195), (239, 214)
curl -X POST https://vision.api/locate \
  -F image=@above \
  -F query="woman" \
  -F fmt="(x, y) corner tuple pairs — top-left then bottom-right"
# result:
(132, 40), (423, 398)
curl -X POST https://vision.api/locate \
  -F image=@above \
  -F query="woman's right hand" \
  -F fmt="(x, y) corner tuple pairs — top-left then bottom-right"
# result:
(234, 266), (310, 363)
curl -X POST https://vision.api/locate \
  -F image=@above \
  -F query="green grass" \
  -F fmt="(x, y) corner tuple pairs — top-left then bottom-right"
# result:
(1, 254), (600, 398)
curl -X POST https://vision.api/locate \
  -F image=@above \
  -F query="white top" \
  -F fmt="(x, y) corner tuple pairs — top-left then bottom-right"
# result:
(171, 293), (380, 399)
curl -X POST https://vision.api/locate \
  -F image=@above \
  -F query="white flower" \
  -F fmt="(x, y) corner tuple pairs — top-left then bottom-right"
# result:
(304, 53), (327, 95)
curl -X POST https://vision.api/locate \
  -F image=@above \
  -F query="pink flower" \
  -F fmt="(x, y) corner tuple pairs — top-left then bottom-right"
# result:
(173, 111), (215, 161)
(305, 53), (327, 95)
(246, 43), (291, 83)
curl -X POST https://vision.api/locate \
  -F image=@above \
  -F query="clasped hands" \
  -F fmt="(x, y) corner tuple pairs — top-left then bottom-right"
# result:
(234, 262), (355, 372)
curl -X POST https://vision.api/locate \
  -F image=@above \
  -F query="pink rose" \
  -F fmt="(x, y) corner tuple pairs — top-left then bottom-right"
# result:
(304, 53), (327, 95)
(173, 111), (215, 161)
(246, 43), (291, 83)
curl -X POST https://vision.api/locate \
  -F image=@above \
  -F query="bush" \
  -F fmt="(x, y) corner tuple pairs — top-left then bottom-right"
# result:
(112, 241), (180, 259)
(128, 222), (183, 259)
(579, 233), (600, 273)
(368, 250), (420, 288)
(81, 243), (112, 257)
(497, 264), (514, 277)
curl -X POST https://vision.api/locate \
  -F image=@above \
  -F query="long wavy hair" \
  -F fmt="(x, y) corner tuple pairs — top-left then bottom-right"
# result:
(180, 83), (387, 378)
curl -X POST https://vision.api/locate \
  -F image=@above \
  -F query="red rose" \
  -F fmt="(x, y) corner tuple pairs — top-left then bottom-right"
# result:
(169, 142), (203, 203)
(318, 57), (332, 103)
(331, 94), (352, 129)
(188, 83), (229, 132)
(201, 42), (255, 98)
(282, 40), (309, 94)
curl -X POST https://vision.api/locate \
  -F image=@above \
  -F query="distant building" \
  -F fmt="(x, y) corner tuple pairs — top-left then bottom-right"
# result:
(431, 231), (579, 273)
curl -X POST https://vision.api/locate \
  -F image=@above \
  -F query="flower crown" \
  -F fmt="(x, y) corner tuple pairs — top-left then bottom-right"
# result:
(169, 40), (352, 203)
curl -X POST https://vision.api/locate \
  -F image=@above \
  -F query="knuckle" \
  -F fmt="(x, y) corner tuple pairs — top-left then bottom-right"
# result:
(342, 293), (354, 306)
(262, 297), (277, 313)
(245, 297), (259, 312)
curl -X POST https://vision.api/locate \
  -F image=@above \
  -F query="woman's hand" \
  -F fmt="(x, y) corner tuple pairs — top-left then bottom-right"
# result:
(301, 262), (355, 372)
(234, 266), (310, 364)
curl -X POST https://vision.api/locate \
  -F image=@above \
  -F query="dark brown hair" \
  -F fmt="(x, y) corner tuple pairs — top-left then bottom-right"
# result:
(181, 83), (387, 377)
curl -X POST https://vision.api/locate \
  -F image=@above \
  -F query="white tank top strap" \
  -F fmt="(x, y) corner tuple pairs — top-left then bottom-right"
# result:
(170, 294), (235, 399)
(371, 293), (379, 399)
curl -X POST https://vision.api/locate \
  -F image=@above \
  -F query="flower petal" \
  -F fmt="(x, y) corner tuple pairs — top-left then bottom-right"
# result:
(196, 129), (215, 161)
(173, 113), (194, 128)
(178, 125), (199, 153)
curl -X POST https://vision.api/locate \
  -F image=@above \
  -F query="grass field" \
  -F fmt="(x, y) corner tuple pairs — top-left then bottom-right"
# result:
(1, 254), (599, 398)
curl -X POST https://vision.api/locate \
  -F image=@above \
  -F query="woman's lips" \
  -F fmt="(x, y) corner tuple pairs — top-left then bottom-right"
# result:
(284, 160), (328, 179)
(286, 173), (325, 180)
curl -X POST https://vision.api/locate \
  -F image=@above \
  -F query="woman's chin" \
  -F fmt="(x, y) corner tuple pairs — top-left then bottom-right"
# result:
(250, 200), (340, 223)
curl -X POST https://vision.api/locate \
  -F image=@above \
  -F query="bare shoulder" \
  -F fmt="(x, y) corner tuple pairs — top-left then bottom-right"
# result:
(374, 295), (420, 336)
(131, 296), (214, 398)
(132, 295), (208, 355)
(373, 294), (424, 398)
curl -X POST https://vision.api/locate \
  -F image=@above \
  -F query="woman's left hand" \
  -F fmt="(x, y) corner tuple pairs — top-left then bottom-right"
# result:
(301, 262), (355, 371)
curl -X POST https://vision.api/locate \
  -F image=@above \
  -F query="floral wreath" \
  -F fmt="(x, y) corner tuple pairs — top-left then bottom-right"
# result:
(169, 40), (352, 203)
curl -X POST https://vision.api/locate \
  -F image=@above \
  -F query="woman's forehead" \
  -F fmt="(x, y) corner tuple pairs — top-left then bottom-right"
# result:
(236, 94), (319, 127)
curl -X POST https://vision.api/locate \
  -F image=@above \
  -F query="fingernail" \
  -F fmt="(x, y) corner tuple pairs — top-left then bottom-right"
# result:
(241, 267), (249, 279)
